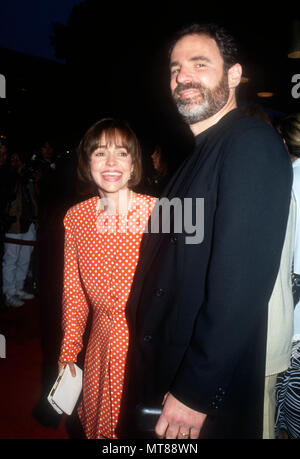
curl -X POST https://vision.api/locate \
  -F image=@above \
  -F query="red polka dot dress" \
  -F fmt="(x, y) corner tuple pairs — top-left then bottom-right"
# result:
(59, 193), (157, 439)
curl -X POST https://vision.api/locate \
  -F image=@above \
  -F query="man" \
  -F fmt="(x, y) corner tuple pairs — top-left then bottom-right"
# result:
(118, 24), (292, 439)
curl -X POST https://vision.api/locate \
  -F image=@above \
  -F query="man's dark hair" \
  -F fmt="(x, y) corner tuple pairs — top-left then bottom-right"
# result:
(168, 23), (239, 71)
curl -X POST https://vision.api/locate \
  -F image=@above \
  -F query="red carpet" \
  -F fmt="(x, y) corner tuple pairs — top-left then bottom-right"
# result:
(0, 298), (69, 439)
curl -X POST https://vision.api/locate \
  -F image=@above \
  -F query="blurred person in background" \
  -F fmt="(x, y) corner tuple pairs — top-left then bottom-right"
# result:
(138, 144), (170, 198)
(37, 139), (58, 217)
(2, 151), (38, 307)
(275, 113), (300, 439)
(148, 145), (170, 197)
(0, 138), (11, 308)
(241, 104), (296, 439)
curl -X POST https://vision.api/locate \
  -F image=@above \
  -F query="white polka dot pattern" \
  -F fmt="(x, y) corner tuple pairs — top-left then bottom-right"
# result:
(59, 193), (157, 439)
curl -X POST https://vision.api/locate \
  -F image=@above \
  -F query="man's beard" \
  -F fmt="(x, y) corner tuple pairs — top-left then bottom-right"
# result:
(172, 72), (230, 125)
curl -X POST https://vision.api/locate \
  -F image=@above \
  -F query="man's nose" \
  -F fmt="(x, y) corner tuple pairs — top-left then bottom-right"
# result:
(176, 67), (193, 84)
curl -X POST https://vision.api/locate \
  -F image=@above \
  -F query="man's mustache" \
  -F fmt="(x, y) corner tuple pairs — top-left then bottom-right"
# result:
(173, 82), (204, 98)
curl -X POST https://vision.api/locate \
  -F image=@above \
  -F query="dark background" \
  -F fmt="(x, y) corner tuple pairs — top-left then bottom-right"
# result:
(0, 0), (299, 167)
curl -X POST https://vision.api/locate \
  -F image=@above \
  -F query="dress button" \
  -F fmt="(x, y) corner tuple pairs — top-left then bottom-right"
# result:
(155, 288), (165, 297)
(170, 236), (177, 244)
(144, 335), (152, 343)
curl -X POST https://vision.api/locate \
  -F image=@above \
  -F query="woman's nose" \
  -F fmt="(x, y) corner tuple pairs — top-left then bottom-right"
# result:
(106, 153), (116, 166)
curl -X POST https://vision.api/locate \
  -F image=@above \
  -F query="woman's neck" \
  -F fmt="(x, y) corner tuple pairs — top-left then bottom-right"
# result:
(99, 188), (134, 214)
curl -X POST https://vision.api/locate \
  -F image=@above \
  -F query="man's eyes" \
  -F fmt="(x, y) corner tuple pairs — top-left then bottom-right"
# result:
(171, 63), (206, 75)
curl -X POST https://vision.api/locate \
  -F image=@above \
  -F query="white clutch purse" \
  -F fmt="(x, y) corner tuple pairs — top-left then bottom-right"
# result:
(47, 363), (83, 415)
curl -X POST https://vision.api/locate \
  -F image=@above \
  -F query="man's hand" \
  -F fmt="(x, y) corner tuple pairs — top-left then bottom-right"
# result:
(155, 393), (207, 439)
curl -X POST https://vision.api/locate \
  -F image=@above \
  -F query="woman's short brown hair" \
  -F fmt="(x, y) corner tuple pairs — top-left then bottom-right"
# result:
(77, 118), (142, 189)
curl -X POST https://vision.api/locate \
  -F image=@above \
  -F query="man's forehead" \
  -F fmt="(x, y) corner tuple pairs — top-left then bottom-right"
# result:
(171, 33), (222, 60)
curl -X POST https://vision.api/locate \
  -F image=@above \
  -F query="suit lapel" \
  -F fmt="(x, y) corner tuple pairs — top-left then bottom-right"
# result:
(129, 142), (207, 324)
(141, 133), (209, 260)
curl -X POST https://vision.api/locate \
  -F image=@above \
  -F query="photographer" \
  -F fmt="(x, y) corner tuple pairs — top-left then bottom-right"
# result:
(2, 151), (38, 307)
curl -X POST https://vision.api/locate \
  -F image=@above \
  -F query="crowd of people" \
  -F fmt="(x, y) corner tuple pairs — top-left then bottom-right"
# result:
(0, 139), (60, 307)
(1, 22), (300, 440)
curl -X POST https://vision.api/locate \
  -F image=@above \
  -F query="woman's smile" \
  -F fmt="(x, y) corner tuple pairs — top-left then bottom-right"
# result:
(101, 170), (123, 181)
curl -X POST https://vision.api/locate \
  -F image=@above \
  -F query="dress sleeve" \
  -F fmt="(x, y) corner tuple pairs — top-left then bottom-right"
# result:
(59, 208), (89, 362)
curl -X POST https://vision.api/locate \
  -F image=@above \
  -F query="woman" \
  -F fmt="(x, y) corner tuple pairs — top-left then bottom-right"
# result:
(275, 113), (300, 439)
(58, 119), (156, 439)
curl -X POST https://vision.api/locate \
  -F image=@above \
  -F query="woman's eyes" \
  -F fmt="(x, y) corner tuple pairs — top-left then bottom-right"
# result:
(93, 150), (128, 157)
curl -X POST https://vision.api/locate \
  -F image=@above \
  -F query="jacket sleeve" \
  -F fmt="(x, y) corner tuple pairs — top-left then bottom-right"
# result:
(59, 208), (89, 363)
(170, 125), (293, 414)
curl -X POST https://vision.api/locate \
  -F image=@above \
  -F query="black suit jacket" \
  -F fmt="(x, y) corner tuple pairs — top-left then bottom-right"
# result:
(118, 109), (292, 438)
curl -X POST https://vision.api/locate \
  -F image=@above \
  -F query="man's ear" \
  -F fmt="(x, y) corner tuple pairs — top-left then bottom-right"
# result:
(228, 63), (242, 89)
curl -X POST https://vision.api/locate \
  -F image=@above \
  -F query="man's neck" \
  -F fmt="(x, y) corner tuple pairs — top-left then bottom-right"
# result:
(190, 94), (237, 137)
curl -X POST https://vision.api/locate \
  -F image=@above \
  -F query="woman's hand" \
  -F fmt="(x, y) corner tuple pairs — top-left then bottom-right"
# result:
(58, 361), (76, 377)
